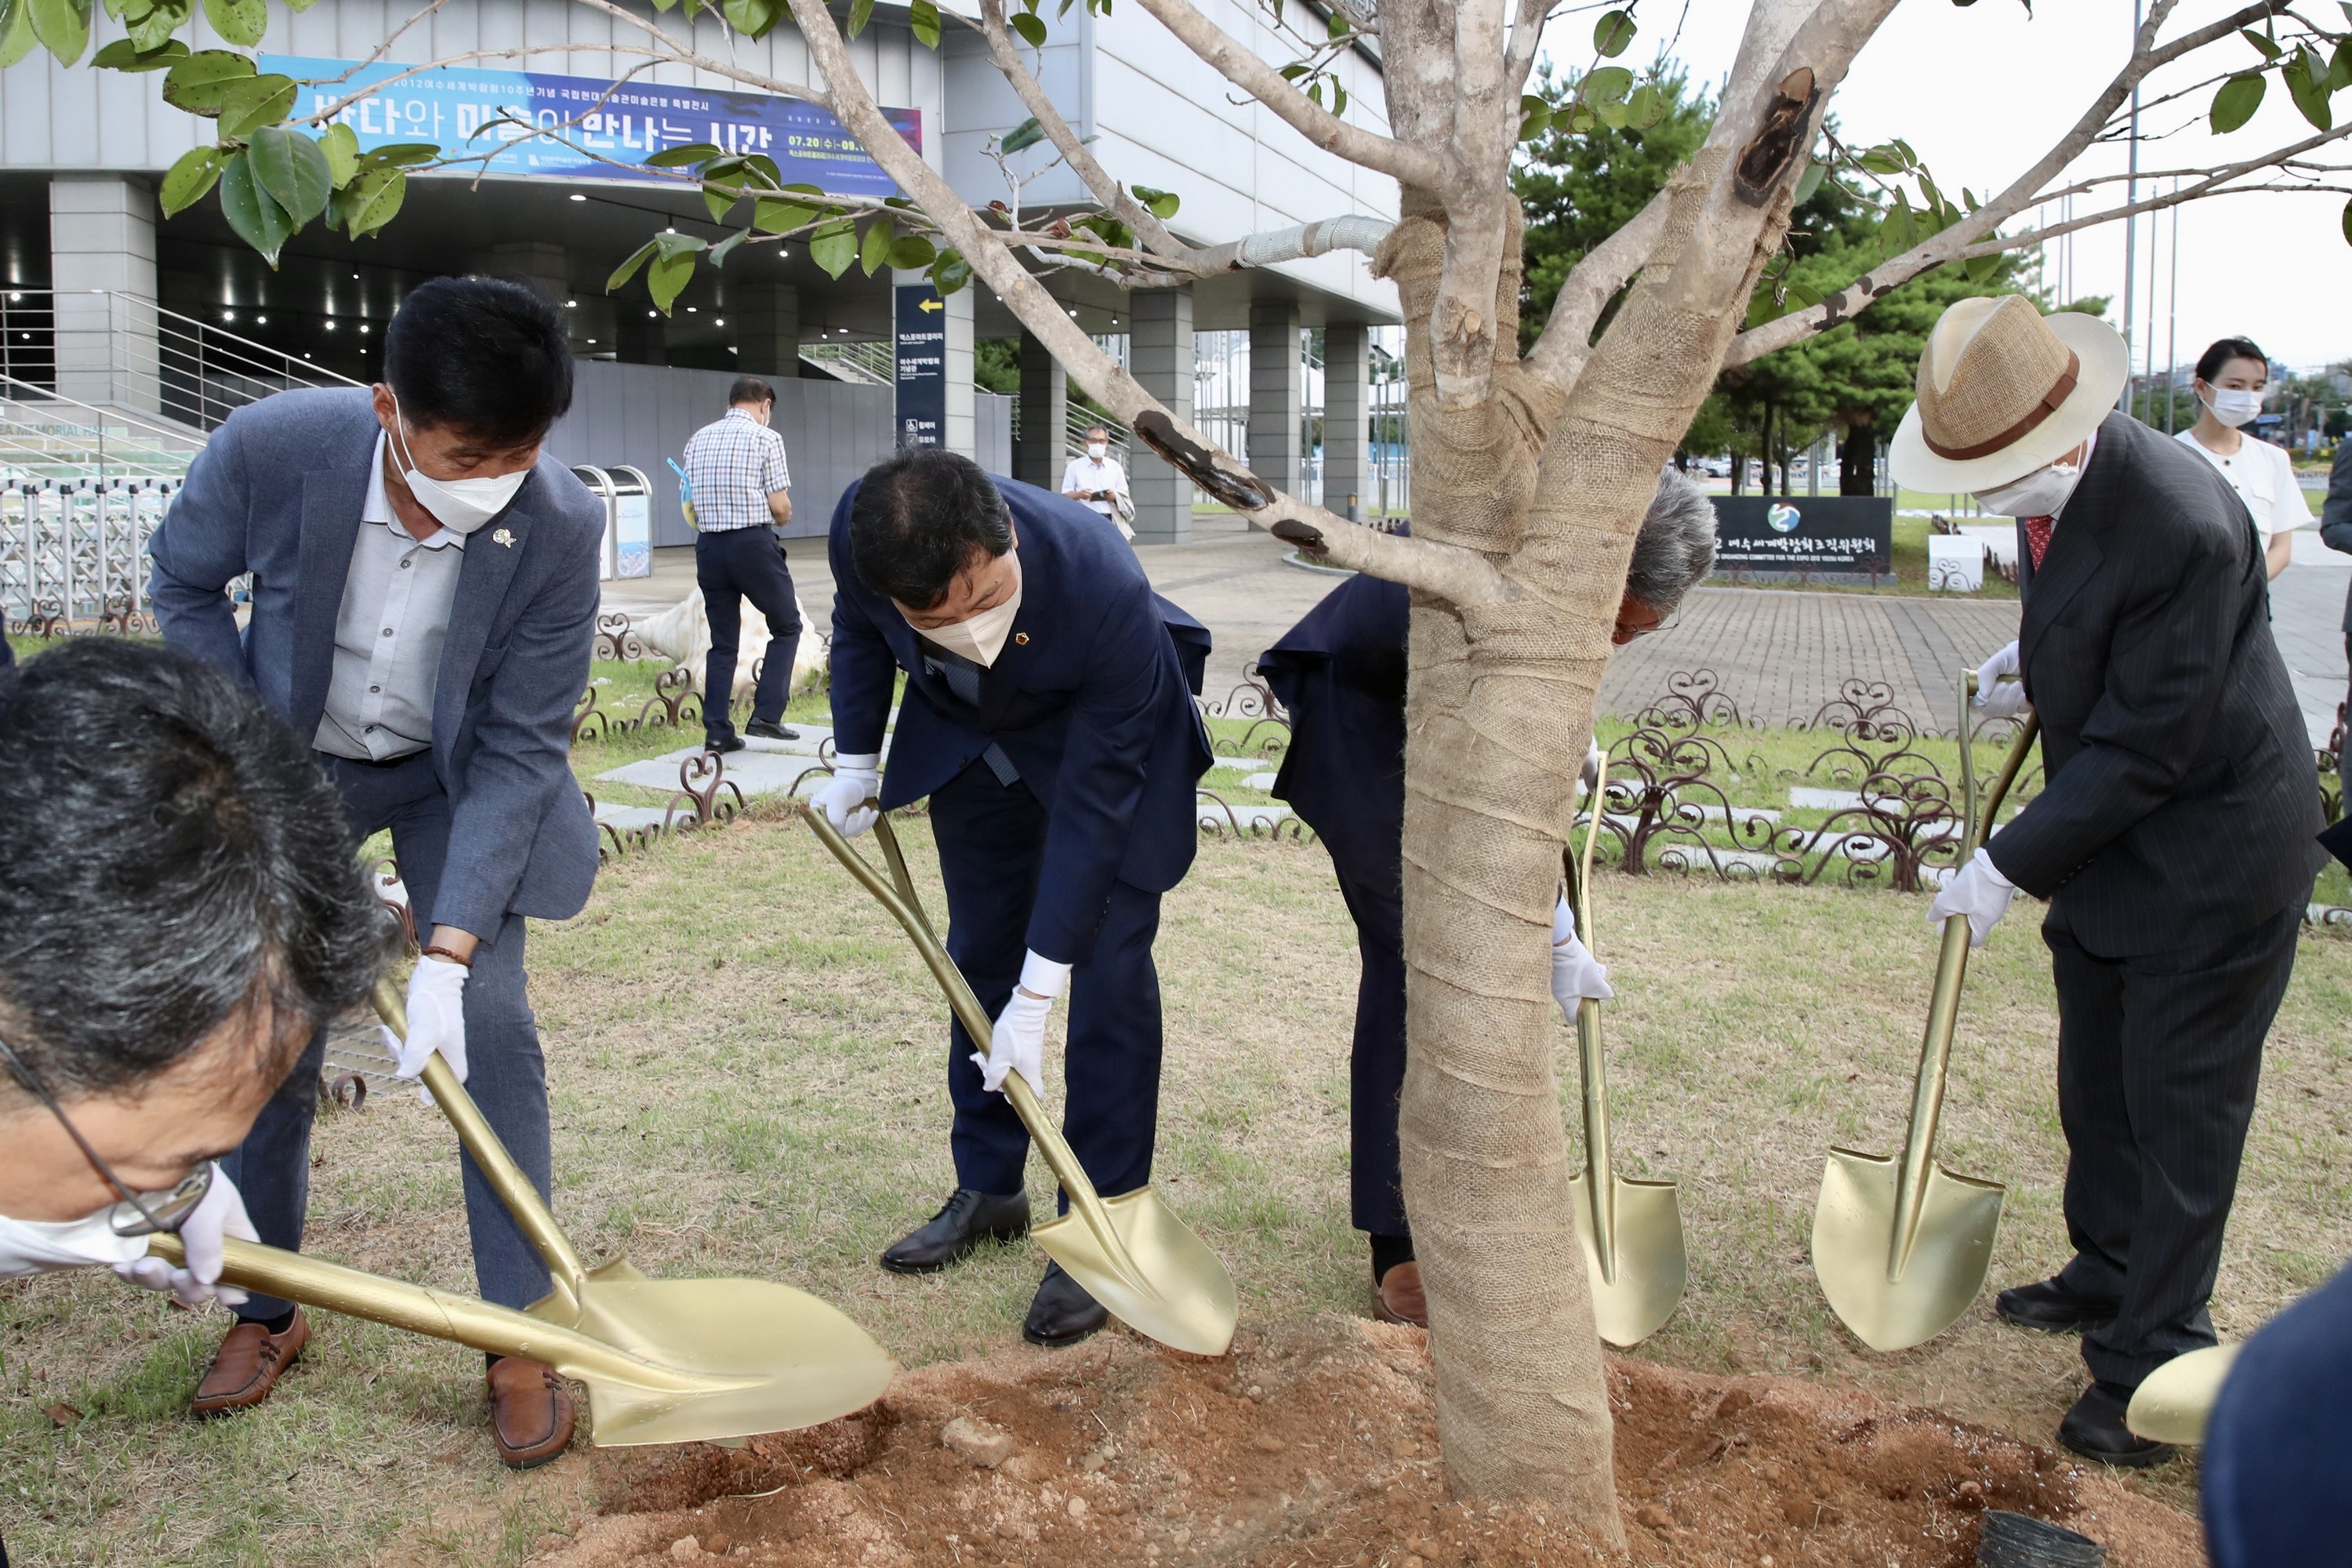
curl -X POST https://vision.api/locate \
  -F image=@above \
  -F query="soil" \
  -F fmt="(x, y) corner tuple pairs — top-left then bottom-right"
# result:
(521, 1316), (2202, 1568)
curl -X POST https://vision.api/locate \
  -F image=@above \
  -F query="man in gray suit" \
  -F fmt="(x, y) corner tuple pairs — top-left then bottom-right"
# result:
(149, 278), (604, 1468)
(1896, 296), (2322, 1466)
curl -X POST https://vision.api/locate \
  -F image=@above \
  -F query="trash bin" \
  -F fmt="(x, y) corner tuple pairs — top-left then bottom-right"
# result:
(571, 465), (619, 581)
(608, 466), (653, 579)
(1927, 534), (1984, 593)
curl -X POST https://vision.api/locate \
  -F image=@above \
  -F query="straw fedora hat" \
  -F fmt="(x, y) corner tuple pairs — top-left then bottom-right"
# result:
(1889, 296), (2127, 492)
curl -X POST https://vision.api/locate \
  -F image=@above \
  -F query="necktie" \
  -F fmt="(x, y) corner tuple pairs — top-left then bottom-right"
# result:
(2023, 515), (2053, 569)
(925, 650), (1021, 786)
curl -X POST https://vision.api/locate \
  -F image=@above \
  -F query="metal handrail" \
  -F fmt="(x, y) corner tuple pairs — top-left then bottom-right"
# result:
(0, 371), (209, 485)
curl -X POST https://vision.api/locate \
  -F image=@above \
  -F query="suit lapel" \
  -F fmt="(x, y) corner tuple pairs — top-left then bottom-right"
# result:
(432, 495), (532, 760)
(2019, 416), (2126, 666)
(977, 582), (1043, 729)
(290, 464), (372, 745)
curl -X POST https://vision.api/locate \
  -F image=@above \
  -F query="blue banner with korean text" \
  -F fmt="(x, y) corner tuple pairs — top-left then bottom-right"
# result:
(264, 56), (920, 198)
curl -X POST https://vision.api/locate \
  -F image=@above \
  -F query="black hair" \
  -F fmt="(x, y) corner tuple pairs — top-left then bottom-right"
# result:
(0, 640), (382, 1098)
(729, 376), (777, 407)
(848, 448), (1014, 609)
(2195, 338), (2268, 385)
(384, 277), (574, 445)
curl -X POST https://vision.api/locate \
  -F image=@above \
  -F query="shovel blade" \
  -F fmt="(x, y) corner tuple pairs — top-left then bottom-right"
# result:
(533, 1275), (898, 1446)
(1567, 1172), (1687, 1348)
(1813, 1147), (2005, 1352)
(1033, 1186), (1237, 1356)
(2125, 1343), (2241, 1446)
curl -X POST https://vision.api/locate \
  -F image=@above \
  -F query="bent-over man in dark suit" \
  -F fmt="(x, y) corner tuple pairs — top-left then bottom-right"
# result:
(149, 278), (604, 1468)
(813, 448), (1210, 1346)
(1257, 471), (1718, 1327)
(1896, 295), (2323, 1465)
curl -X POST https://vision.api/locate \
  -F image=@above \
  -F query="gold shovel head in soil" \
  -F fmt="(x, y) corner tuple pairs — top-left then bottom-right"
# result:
(1568, 1166), (1686, 1348)
(2125, 1343), (2242, 1446)
(1812, 1146), (2006, 1352)
(1029, 1183), (1240, 1357)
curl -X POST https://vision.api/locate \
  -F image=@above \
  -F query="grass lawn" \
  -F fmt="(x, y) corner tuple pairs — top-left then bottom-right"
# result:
(5, 812), (2349, 1566)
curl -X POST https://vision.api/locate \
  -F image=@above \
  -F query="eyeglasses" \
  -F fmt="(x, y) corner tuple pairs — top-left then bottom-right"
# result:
(1612, 608), (1680, 644)
(0, 1032), (212, 1237)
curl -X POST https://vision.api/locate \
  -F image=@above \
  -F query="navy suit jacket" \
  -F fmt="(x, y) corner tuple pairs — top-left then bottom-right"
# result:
(2202, 1256), (2352, 1566)
(828, 475), (1211, 964)
(1258, 570), (1407, 887)
(1989, 413), (2322, 954)
(148, 387), (604, 935)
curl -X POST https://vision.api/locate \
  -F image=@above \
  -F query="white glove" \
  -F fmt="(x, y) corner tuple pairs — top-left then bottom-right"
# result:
(396, 955), (469, 1105)
(1929, 846), (2017, 947)
(1973, 642), (2030, 720)
(975, 951), (1071, 1097)
(109, 1164), (256, 1308)
(813, 751), (881, 837)
(1550, 895), (1613, 1011)
(1578, 741), (1605, 798)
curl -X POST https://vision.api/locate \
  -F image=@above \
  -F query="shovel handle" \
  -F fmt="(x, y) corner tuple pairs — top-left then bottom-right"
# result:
(1570, 749), (1620, 1279)
(806, 807), (1156, 1298)
(371, 976), (589, 1300)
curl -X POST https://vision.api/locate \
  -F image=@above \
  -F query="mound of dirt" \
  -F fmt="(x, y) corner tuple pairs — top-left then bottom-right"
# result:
(524, 1317), (2201, 1568)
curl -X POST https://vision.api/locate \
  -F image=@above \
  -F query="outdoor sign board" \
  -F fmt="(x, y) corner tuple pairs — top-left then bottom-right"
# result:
(612, 481), (652, 579)
(1708, 495), (1893, 584)
(267, 56), (920, 195)
(894, 285), (949, 449)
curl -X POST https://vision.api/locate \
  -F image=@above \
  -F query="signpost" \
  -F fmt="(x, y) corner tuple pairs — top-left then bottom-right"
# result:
(894, 285), (948, 450)
(1708, 495), (1893, 585)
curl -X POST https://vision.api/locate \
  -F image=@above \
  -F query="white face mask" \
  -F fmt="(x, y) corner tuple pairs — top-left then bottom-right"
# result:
(2203, 387), (2263, 428)
(1975, 455), (2087, 520)
(1086, 443), (1108, 460)
(903, 554), (1023, 668)
(389, 397), (530, 535)
(0, 1206), (148, 1278)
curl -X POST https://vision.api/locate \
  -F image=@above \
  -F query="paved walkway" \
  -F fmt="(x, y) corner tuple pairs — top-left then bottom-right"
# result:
(601, 517), (2350, 743)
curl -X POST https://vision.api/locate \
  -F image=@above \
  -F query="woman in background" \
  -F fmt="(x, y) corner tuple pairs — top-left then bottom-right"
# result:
(2176, 337), (2310, 581)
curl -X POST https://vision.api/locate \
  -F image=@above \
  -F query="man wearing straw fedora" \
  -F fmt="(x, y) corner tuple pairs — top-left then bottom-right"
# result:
(1896, 296), (2322, 1465)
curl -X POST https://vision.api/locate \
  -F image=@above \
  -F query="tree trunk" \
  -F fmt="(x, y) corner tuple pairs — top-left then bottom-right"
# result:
(1840, 419), (1875, 495)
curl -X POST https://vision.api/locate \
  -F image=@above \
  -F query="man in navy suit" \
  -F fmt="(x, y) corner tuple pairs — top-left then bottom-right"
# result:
(1258, 471), (1718, 1326)
(815, 448), (1210, 1345)
(148, 278), (604, 1467)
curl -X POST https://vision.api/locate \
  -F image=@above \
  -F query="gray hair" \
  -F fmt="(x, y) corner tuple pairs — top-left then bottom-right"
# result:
(1626, 466), (1716, 615)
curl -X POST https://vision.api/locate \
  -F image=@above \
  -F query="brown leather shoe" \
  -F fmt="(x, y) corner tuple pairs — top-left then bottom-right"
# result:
(191, 1309), (310, 1416)
(487, 1356), (575, 1469)
(1373, 1261), (1428, 1328)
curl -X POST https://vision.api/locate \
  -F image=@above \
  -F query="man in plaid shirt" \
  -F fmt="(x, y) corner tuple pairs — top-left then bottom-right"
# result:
(684, 376), (803, 750)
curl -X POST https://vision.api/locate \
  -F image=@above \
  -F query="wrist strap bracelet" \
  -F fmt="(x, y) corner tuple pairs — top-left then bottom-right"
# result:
(420, 944), (474, 969)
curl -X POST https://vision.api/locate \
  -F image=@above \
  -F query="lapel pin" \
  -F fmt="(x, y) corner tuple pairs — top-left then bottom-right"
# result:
(492, 528), (516, 548)
(1014, 632), (1029, 645)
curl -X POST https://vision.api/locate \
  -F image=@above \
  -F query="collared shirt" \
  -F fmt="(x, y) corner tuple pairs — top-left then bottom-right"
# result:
(1059, 455), (1128, 517)
(2176, 427), (2312, 546)
(683, 407), (791, 532)
(314, 434), (466, 761)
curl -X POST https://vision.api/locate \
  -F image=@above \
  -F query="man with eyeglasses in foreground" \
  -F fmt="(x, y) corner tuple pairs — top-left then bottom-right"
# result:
(1254, 468), (1718, 1326)
(0, 641), (379, 1558)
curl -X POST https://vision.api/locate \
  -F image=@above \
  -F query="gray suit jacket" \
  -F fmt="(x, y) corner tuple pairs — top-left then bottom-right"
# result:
(2320, 438), (2352, 632)
(1989, 412), (2323, 955)
(149, 387), (602, 933)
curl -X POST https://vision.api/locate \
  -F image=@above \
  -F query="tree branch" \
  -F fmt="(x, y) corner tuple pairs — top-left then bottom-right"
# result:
(1522, 183), (1672, 391)
(1503, 0), (1553, 102)
(973, 0), (1200, 262)
(1129, 0), (1445, 186)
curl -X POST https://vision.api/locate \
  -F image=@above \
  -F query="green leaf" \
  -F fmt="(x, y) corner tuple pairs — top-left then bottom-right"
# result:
(1892, 138), (1918, 165)
(340, 165), (405, 236)
(1278, 61), (1307, 78)
(1000, 116), (1045, 154)
(247, 125), (330, 224)
(653, 230), (706, 260)
(720, 0), (781, 34)
(217, 72), (295, 136)
(358, 141), (437, 166)
(846, 0), (873, 38)
(707, 227), (753, 267)
(28, 0), (89, 64)
(2343, 195), (2352, 248)
(93, 35), (184, 68)
(0, 0), (37, 67)
(606, 238), (659, 292)
(200, 0), (262, 45)
(2286, 48), (2332, 129)
(1332, 81), (1345, 114)
(1132, 183), (1180, 220)
(1857, 144), (1905, 175)
(2240, 26), (2281, 60)
(858, 218), (893, 274)
(1306, 80), (1321, 108)
(808, 216), (857, 278)
(2211, 71), (2265, 132)
(162, 48), (254, 113)
(1518, 105), (1552, 140)
(909, 0), (939, 46)
(643, 141), (721, 169)
(753, 195), (822, 232)
(216, 149), (292, 263)
(1964, 251), (2000, 283)
(1010, 10), (1044, 44)
(1882, 189), (1917, 253)
(647, 248), (696, 313)
(1624, 81), (1663, 129)
(702, 180), (738, 223)
(929, 249), (972, 296)
(1592, 8), (1635, 57)
(2332, 36), (2352, 93)
(158, 145), (225, 215)
(125, 0), (191, 52)
(1791, 160), (1826, 205)
(1781, 281), (1822, 310)
(741, 153), (782, 188)
(1326, 8), (1346, 37)
(1581, 65), (1633, 104)
(885, 234), (937, 269)
(319, 120), (358, 186)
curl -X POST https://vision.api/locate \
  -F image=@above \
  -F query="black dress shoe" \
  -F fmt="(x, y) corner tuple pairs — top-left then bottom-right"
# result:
(745, 718), (800, 741)
(2057, 1381), (2175, 1467)
(704, 733), (746, 754)
(1996, 1277), (2118, 1334)
(880, 1189), (1031, 1274)
(1023, 1261), (1109, 1348)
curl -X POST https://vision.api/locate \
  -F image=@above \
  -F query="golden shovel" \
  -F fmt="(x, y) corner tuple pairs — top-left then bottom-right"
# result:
(1563, 747), (1686, 1347)
(805, 804), (1237, 1356)
(2125, 1341), (2241, 1445)
(1811, 681), (2040, 1352)
(150, 975), (898, 1446)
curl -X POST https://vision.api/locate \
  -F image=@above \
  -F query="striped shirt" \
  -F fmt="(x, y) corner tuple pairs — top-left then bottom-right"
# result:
(682, 407), (790, 532)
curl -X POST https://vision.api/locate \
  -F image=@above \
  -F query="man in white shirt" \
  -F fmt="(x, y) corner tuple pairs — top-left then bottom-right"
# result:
(1059, 427), (1133, 540)
(682, 376), (802, 751)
